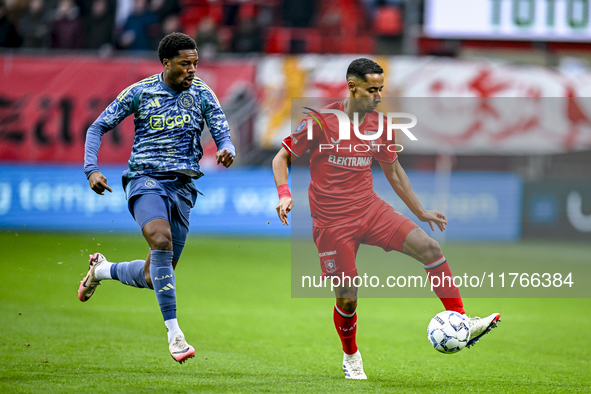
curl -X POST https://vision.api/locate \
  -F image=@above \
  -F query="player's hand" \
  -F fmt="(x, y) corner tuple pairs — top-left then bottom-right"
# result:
(276, 197), (294, 225)
(216, 149), (234, 168)
(417, 210), (447, 232)
(88, 171), (113, 195)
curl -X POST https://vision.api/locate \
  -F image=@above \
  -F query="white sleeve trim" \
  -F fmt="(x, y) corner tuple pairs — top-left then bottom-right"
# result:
(282, 141), (300, 158)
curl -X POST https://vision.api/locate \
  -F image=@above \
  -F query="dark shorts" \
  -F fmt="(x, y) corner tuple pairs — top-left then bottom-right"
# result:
(313, 198), (418, 278)
(123, 174), (199, 260)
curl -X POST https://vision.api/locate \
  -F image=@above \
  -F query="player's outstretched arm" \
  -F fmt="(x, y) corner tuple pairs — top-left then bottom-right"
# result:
(84, 94), (133, 182)
(88, 171), (113, 195)
(380, 160), (447, 232)
(272, 147), (294, 225)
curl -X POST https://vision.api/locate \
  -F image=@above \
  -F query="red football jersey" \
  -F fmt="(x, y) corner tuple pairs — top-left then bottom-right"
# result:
(282, 101), (398, 227)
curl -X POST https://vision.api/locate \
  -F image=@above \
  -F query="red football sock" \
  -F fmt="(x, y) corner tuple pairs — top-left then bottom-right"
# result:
(333, 304), (358, 355)
(424, 256), (465, 315)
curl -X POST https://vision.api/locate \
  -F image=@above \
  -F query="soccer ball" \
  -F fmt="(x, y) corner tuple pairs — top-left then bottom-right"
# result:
(427, 311), (470, 354)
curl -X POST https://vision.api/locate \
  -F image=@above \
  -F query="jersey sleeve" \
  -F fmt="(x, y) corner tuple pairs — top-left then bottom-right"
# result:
(281, 115), (320, 158)
(374, 116), (398, 164)
(199, 81), (236, 157)
(83, 85), (138, 178)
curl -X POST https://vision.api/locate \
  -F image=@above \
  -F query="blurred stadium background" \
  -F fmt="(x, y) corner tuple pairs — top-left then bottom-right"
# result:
(1, 0), (590, 241)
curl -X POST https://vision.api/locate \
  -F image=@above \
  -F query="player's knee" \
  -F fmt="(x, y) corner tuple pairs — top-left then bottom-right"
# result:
(142, 219), (173, 251)
(338, 297), (358, 311)
(422, 238), (442, 263)
(151, 235), (172, 251)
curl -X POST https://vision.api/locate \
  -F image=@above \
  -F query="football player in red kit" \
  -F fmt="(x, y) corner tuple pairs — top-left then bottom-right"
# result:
(272, 58), (500, 379)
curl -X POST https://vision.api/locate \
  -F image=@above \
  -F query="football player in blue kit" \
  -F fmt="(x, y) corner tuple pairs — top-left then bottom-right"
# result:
(78, 32), (235, 364)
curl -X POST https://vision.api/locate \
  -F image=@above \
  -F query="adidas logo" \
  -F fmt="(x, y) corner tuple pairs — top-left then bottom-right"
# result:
(158, 283), (174, 292)
(147, 98), (161, 108)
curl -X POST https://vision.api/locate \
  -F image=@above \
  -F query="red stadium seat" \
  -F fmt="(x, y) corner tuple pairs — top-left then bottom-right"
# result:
(374, 5), (403, 36)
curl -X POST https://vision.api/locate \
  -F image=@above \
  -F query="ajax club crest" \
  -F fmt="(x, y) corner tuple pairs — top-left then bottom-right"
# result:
(179, 92), (195, 109)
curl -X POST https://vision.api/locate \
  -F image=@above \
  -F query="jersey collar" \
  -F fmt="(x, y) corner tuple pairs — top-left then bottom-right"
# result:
(159, 72), (182, 96)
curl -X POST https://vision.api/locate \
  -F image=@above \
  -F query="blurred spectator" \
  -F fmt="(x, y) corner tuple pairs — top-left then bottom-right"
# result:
(316, 4), (342, 36)
(18, 0), (52, 48)
(75, 0), (93, 18)
(85, 0), (115, 49)
(282, 0), (315, 27)
(114, 0), (132, 30)
(361, 0), (403, 21)
(231, 16), (262, 53)
(0, 0), (22, 47)
(195, 16), (221, 59)
(161, 14), (179, 35)
(5, 0), (28, 21)
(116, 0), (158, 50)
(51, 0), (85, 49)
(148, 0), (180, 49)
(151, 13), (180, 50)
(149, 0), (179, 23)
(222, 3), (239, 27)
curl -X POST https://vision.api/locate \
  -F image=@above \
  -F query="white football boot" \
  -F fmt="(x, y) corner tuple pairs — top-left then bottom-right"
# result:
(78, 253), (105, 302)
(342, 350), (367, 379)
(465, 313), (501, 348)
(169, 335), (195, 364)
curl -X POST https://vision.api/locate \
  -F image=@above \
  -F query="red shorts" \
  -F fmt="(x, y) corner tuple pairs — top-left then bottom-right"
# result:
(313, 199), (418, 278)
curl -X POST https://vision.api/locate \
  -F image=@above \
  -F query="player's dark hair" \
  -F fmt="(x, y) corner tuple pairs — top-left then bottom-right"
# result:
(346, 58), (384, 81)
(158, 32), (197, 64)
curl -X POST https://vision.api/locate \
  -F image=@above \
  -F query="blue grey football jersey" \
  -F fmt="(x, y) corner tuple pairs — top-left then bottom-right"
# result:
(84, 73), (235, 179)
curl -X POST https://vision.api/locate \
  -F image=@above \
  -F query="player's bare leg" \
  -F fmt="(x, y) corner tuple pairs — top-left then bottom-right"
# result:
(402, 227), (501, 346)
(401, 227), (443, 266)
(335, 283), (357, 313)
(402, 227), (464, 313)
(334, 284), (366, 379)
(142, 218), (194, 363)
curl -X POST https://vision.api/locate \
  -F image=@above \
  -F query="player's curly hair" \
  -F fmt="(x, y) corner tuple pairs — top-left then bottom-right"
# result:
(158, 32), (197, 63)
(346, 58), (384, 81)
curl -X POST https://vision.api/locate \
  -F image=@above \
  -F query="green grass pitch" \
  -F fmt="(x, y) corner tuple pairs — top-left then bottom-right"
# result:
(1, 231), (590, 393)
